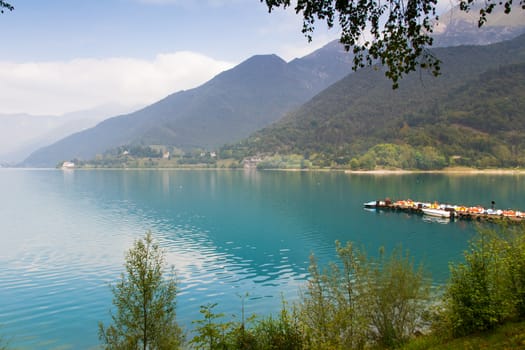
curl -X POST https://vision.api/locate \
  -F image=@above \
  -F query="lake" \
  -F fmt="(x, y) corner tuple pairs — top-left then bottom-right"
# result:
(1, 169), (524, 349)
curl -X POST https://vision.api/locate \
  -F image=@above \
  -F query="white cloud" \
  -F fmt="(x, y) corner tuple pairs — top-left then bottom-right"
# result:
(0, 52), (235, 115)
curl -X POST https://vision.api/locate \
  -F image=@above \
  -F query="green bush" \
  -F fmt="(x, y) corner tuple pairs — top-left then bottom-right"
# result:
(190, 300), (302, 350)
(298, 242), (368, 349)
(252, 303), (303, 350)
(298, 241), (430, 349)
(363, 247), (431, 348)
(442, 224), (525, 337)
(190, 303), (234, 349)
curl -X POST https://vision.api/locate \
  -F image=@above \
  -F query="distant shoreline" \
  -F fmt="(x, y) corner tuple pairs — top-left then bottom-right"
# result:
(260, 166), (525, 174)
(5, 166), (525, 175)
(343, 167), (525, 175)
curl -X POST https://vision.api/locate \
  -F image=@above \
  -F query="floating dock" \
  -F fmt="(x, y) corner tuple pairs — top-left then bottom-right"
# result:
(364, 199), (525, 223)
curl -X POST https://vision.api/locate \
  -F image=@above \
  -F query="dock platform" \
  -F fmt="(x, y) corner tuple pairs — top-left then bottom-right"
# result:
(364, 199), (525, 223)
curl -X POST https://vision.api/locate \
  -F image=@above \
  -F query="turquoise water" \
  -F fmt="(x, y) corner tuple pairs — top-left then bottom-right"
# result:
(0, 169), (524, 349)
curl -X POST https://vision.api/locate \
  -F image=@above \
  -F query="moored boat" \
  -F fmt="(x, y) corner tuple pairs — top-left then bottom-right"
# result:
(364, 200), (379, 208)
(363, 199), (390, 208)
(422, 208), (451, 218)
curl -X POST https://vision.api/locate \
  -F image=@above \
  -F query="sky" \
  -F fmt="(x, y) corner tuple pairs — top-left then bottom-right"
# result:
(0, 0), (342, 116)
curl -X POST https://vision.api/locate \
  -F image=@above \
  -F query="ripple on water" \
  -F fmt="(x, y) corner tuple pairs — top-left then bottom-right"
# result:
(1, 170), (482, 349)
(1, 219), (308, 349)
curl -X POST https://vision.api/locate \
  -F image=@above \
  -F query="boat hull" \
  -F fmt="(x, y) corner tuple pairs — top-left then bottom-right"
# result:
(364, 200), (378, 208)
(422, 208), (451, 218)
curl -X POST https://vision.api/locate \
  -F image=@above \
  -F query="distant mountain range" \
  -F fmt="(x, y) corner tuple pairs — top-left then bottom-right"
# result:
(22, 42), (354, 167)
(21, 5), (525, 168)
(0, 104), (135, 165)
(233, 33), (525, 168)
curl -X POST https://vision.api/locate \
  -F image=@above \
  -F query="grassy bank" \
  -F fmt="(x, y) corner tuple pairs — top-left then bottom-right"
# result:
(403, 320), (525, 349)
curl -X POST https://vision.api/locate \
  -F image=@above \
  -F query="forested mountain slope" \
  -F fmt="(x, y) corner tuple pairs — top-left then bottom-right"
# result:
(231, 34), (525, 169)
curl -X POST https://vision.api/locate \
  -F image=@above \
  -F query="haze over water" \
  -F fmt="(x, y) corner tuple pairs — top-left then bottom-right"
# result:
(1, 169), (523, 349)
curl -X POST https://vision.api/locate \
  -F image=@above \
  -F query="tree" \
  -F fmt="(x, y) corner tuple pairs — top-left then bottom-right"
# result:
(0, 1), (13, 14)
(99, 232), (183, 350)
(261, 0), (523, 88)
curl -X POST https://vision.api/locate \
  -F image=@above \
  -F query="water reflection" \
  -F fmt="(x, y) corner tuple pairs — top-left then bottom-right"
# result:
(421, 215), (451, 225)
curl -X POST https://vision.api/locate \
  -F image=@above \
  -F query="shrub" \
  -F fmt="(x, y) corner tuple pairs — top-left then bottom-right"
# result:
(190, 303), (234, 350)
(252, 302), (303, 350)
(298, 241), (430, 349)
(442, 224), (525, 337)
(363, 247), (431, 348)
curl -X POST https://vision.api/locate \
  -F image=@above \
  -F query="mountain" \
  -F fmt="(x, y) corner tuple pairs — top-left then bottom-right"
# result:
(232, 34), (525, 169)
(0, 104), (134, 164)
(433, 3), (525, 47)
(23, 42), (354, 167)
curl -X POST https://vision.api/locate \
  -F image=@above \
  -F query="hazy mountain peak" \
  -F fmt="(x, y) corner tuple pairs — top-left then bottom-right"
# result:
(436, 3), (525, 29)
(433, 4), (525, 47)
(241, 54), (286, 65)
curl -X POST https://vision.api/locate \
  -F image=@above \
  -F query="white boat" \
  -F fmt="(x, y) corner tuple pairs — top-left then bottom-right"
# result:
(422, 208), (451, 218)
(364, 200), (378, 208)
(363, 200), (387, 208)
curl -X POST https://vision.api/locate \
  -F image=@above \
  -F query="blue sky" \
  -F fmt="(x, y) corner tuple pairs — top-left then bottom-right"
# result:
(0, 0), (340, 115)
(1, 0), (335, 62)
(0, 0), (459, 116)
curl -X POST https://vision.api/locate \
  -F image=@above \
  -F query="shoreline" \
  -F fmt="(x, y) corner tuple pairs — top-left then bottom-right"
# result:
(4, 166), (525, 175)
(343, 167), (525, 175)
